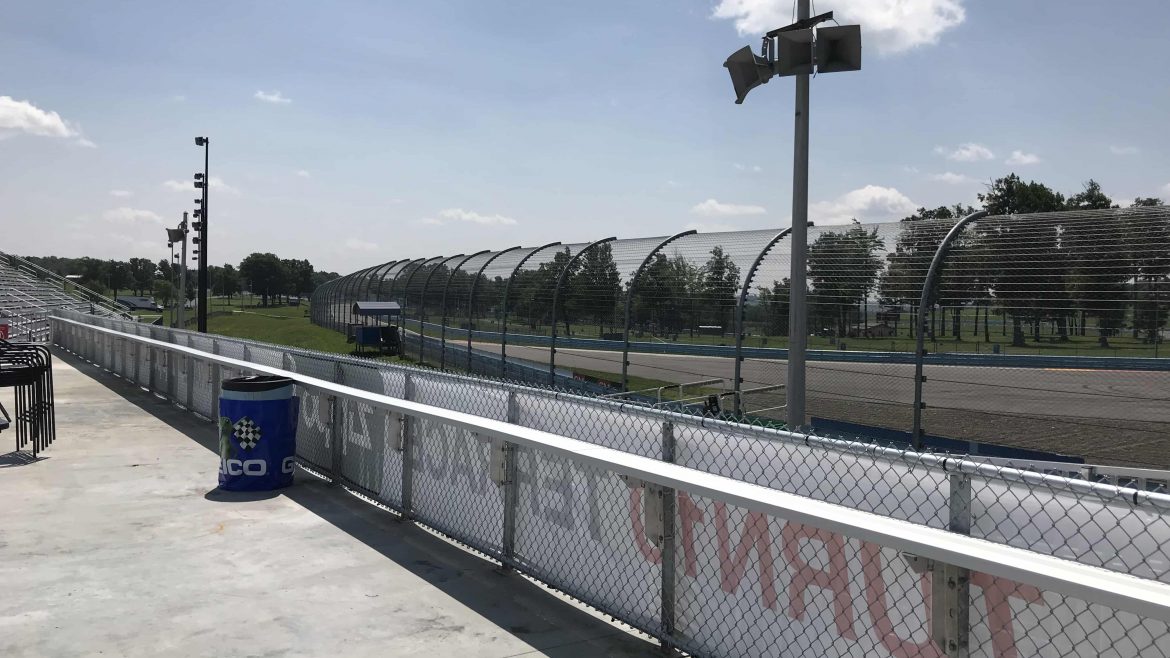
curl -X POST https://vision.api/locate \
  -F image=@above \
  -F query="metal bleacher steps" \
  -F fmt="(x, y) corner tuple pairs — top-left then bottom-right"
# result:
(0, 252), (133, 341)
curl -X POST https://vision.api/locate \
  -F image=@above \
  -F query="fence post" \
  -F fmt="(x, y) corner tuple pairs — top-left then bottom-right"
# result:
(210, 362), (222, 419)
(400, 371), (415, 520)
(620, 231), (696, 392)
(501, 390), (520, 569)
(659, 420), (677, 651)
(330, 362), (344, 484)
(549, 237), (615, 387)
(184, 354), (194, 410)
(913, 211), (987, 447)
(934, 472), (972, 658)
(466, 246), (521, 373)
(733, 229), (794, 414)
(439, 251), (488, 372)
(500, 242), (561, 378)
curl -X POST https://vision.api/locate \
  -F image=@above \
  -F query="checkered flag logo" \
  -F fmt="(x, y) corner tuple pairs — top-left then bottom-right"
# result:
(232, 417), (262, 450)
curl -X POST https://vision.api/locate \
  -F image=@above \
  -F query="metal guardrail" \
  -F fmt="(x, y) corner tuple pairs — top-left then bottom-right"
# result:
(51, 313), (1170, 656)
(406, 319), (1170, 372)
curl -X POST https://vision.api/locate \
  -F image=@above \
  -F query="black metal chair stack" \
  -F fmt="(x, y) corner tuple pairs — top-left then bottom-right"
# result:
(0, 340), (55, 456)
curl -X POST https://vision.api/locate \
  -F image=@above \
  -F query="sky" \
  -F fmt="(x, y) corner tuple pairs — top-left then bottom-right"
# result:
(1, 0), (1168, 274)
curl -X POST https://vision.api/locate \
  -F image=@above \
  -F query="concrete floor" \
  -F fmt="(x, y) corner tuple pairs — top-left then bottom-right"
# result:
(0, 350), (658, 658)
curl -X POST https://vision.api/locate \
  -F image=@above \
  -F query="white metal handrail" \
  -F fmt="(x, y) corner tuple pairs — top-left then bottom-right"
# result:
(50, 315), (1170, 626)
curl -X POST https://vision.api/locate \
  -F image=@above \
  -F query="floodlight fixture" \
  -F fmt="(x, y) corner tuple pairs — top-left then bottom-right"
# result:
(166, 228), (184, 243)
(195, 136), (207, 146)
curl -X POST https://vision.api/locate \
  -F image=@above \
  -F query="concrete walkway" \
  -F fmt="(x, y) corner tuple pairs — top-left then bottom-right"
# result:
(0, 350), (657, 657)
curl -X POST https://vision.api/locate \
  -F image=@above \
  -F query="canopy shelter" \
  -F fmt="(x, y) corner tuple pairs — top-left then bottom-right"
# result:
(351, 301), (401, 321)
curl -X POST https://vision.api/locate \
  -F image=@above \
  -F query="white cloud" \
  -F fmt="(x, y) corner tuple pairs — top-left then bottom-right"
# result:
(1005, 150), (1040, 165)
(170, 94), (187, 102)
(424, 207), (519, 226)
(0, 96), (80, 139)
(690, 198), (767, 216)
(734, 163), (763, 173)
(929, 172), (972, 184)
(810, 185), (917, 225)
(163, 176), (238, 194)
(75, 137), (97, 148)
(665, 180), (681, 188)
(102, 207), (163, 225)
(712, 0), (965, 54)
(109, 190), (133, 198)
(935, 142), (994, 162)
(1162, 182), (1170, 195)
(295, 169), (311, 178)
(254, 90), (292, 104)
(345, 238), (379, 252)
(1110, 145), (1138, 156)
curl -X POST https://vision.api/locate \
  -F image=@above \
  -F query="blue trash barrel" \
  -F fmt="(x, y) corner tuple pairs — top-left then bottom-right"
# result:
(217, 375), (299, 491)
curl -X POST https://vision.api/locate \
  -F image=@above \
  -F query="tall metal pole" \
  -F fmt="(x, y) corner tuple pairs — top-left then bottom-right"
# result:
(197, 138), (210, 333)
(785, 0), (811, 432)
(177, 212), (189, 329)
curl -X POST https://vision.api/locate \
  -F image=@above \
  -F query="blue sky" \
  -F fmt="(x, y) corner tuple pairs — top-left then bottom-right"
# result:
(1, 0), (1167, 273)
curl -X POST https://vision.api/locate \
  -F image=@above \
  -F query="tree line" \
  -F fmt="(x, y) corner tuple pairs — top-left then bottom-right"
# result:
(24, 252), (339, 309)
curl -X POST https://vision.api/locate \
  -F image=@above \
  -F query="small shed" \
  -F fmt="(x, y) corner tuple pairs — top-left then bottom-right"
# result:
(351, 301), (401, 323)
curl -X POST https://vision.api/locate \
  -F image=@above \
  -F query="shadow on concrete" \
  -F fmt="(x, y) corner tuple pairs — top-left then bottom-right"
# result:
(0, 450), (47, 468)
(51, 347), (658, 657)
(203, 487), (283, 503)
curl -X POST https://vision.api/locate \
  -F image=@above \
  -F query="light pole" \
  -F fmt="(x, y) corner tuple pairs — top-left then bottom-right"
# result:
(167, 214), (190, 329)
(194, 136), (210, 332)
(722, 5), (860, 431)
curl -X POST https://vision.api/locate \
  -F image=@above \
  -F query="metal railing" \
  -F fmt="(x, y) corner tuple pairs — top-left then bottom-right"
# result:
(51, 311), (1170, 657)
(1, 251), (133, 321)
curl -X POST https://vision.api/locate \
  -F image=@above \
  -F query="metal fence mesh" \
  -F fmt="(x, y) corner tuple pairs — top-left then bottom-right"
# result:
(53, 311), (1170, 657)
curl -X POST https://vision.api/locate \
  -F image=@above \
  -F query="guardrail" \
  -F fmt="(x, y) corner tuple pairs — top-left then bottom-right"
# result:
(407, 319), (1170, 372)
(51, 314), (1170, 657)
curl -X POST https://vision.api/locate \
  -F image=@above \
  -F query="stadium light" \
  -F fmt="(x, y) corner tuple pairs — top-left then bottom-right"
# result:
(722, 3), (860, 433)
(194, 136), (210, 332)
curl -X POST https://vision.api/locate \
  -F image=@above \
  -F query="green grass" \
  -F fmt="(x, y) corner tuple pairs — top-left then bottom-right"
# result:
(415, 310), (1166, 358)
(198, 298), (411, 363)
(570, 367), (725, 402)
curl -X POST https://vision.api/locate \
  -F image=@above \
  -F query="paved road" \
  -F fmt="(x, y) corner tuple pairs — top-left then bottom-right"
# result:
(473, 342), (1170, 466)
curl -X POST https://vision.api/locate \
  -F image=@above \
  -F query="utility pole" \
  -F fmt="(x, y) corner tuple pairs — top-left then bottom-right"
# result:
(178, 212), (189, 329)
(786, 0), (811, 432)
(722, 2), (859, 431)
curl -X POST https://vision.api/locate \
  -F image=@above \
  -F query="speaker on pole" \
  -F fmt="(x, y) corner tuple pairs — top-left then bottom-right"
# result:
(723, 46), (774, 104)
(775, 28), (815, 76)
(815, 25), (862, 73)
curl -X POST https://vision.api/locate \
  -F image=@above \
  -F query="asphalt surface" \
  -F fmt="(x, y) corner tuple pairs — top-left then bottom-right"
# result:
(479, 342), (1170, 467)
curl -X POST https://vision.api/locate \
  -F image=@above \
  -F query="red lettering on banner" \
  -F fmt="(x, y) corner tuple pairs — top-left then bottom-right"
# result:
(971, 571), (1045, 658)
(783, 522), (858, 641)
(715, 502), (778, 609)
(861, 541), (943, 658)
(629, 488), (662, 564)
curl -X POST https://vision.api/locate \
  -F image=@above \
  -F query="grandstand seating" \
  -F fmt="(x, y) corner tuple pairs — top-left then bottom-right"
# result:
(0, 254), (130, 341)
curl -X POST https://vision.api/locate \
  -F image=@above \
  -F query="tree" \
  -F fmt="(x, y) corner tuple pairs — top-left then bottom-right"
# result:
(807, 221), (886, 337)
(107, 260), (130, 299)
(127, 258), (156, 296)
(978, 173), (1066, 215)
(700, 246), (741, 333)
(1065, 179), (1115, 211)
(153, 279), (175, 308)
(1133, 197), (1165, 208)
(218, 264), (241, 301)
(239, 253), (285, 306)
(570, 242), (621, 335)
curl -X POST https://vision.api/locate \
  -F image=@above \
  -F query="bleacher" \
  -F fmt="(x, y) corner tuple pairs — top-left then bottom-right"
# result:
(0, 253), (131, 341)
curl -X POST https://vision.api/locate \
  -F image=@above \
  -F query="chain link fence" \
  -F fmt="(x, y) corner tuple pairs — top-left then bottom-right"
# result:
(314, 207), (1170, 470)
(52, 311), (1170, 656)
